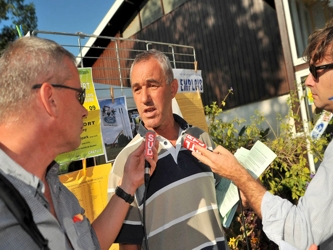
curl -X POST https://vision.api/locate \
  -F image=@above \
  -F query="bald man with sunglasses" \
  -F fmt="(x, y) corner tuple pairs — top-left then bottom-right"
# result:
(0, 37), (158, 250)
(191, 19), (333, 250)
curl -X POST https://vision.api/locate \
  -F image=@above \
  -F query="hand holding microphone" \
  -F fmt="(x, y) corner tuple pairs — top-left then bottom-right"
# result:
(183, 133), (236, 177)
(188, 138), (244, 180)
(122, 139), (158, 194)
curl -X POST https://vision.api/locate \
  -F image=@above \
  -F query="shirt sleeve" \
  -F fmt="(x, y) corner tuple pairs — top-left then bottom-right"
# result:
(261, 141), (333, 249)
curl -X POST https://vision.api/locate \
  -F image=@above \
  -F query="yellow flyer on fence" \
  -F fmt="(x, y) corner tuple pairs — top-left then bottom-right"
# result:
(59, 162), (119, 250)
(55, 68), (104, 164)
(59, 162), (112, 222)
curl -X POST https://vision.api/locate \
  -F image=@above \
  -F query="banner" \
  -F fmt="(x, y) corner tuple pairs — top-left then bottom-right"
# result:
(59, 162), (112, 221)
(175, 92), (208, 132)
(99, 97), (133, 162)
(55, 68), (104, 164)
(310, 111), (333, 140)
(173, 69), (203, 93)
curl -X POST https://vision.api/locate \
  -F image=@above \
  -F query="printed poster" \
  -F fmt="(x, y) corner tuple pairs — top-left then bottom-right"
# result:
(173, 69), (203, 93)
(99, 97), (133, 162)
(310, 111), (333, 140)
(55, 68), (104, 164)
(128, 108), (140, 138)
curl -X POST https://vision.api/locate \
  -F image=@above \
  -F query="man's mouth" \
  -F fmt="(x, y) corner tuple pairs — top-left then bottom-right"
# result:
(144, 107), (156, 113)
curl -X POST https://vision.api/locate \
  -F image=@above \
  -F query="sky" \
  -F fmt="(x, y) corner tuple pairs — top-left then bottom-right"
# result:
(26, 0), (116, 55)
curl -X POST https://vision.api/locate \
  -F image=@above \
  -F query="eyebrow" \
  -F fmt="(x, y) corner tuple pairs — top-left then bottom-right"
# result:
(131, 79), (161, 87)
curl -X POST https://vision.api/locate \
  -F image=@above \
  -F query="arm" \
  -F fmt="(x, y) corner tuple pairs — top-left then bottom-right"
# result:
(192, 145), (266, 217)
(92, 141), (158, 250)
(194, 142), (333, 249)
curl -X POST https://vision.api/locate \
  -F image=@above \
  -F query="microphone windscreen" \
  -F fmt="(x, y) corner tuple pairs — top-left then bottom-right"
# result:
(145, 130), (156, 159)
(183, 134), (207, 152)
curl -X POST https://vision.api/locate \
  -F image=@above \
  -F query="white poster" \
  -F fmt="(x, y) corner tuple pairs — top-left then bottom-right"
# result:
(98, 96), (133, 162)
(173, 69), (203, 93)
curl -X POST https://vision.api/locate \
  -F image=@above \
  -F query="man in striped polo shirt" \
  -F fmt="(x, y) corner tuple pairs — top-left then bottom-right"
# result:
(108, 49), (228, 250)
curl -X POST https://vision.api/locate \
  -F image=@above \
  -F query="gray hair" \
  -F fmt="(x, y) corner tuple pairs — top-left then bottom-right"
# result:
(0, 36), (76, 121)
(129, 49), (174, 84)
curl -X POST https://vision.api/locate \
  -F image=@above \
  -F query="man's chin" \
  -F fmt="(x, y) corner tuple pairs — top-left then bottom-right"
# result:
(62, 142), (81, 154)
(142, 118), (157, 128)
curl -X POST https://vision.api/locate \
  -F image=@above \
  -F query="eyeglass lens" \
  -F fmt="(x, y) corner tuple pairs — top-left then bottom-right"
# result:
(79, 88), (86, 105)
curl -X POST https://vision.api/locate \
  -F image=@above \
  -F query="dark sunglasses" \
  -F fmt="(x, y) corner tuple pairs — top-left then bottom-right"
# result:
(32, 83), (86, 105)
(309, 63), (333, 81)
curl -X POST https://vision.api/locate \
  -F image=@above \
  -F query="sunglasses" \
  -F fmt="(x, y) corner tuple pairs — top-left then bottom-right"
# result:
(309, 63), (333, 81)
(32, 83), (86, 105)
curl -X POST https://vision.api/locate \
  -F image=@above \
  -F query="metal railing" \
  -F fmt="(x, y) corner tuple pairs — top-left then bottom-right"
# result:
(31, 30), (197, 90)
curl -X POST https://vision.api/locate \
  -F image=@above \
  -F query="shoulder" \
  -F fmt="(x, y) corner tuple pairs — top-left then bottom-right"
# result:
(185, 126), (215, 148)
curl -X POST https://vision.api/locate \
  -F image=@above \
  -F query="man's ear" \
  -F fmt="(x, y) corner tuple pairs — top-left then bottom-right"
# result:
(170, 79), (178, 98)
(39, 83), (59, 117)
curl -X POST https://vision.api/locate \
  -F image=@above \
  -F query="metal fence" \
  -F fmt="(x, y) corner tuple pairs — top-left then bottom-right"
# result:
(31, 30), (197, 91)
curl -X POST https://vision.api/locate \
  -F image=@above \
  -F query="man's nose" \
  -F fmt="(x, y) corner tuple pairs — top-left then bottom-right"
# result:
(304, 73), (315, 87)
(141, 87), (151, 103)
(82, 105), (88, 118)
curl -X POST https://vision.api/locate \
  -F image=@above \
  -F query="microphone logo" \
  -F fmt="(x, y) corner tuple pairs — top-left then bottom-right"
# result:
(183, 134), (207, 152)
(145, 131), (156, 158)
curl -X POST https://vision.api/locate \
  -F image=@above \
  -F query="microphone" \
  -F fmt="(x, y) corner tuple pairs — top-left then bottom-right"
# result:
(182, 134), (208, 152)
(145, 130), (156, 186)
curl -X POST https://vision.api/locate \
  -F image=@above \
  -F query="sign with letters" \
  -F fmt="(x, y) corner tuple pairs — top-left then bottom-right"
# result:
(55, 68), (104, 164)
(173, 69), (203, 93)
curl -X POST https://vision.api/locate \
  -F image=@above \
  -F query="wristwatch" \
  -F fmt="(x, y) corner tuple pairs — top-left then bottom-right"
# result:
(115, 186), (134, 204)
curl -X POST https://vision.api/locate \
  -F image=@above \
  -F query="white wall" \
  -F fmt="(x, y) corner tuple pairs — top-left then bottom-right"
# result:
(216, 94), (291, 138)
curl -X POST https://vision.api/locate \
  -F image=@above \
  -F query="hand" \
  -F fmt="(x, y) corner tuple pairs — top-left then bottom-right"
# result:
(309, 244), (317, 250)
(239, 190), (250, 209)
(192, 145), (244, 179)
(121, 140), (159, 194)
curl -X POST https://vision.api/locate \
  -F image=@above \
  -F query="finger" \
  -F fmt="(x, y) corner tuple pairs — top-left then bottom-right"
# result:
(193, 144), (210, 155)
(309, 244), (317, 250)
(213, 145), (227, 154)
(154, 139), (159, 150)
(133, 141), (145, 156)
(145, 145), (158, 174)
(192, 151), (213, 167)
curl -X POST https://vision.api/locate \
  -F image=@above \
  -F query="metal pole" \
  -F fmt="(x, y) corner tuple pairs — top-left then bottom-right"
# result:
(114, 40), (124, 95)
(169, 45), (176, 69)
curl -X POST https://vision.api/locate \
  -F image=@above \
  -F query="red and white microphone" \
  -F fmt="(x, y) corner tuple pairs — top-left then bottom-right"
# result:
(145, 130), (156, 185)
(145, 130), (156, 159)
(183, 134), (208, 153)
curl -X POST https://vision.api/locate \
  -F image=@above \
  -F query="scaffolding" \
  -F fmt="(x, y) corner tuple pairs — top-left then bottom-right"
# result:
(31, 30), (197, 92)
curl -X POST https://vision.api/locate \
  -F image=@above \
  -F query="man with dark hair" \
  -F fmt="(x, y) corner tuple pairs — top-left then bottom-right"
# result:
(192, 19), (333, 250)
(0, 37), (158, 250)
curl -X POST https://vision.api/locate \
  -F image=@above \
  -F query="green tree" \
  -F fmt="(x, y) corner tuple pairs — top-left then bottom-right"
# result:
(0, 0), (37, 51)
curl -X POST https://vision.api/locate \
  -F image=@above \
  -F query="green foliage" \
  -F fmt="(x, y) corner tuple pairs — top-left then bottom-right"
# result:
(0, 0), (37, 51)
(206, 89), (329, 249)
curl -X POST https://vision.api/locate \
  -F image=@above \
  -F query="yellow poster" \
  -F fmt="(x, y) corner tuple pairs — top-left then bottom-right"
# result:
(59, 162), (112, 221)
(59, 162), (119, 250)
(56, 68), (105, 164)
(175, 91), (208, 132)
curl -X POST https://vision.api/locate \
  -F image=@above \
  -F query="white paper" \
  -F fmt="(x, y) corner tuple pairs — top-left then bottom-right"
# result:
(217, 141), (277, 217)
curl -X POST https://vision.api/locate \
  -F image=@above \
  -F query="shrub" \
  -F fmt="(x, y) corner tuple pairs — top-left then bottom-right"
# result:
(205, 88), (329, 249)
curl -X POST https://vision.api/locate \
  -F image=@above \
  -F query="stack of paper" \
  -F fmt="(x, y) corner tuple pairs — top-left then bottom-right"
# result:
(216, 140), (277, 227)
